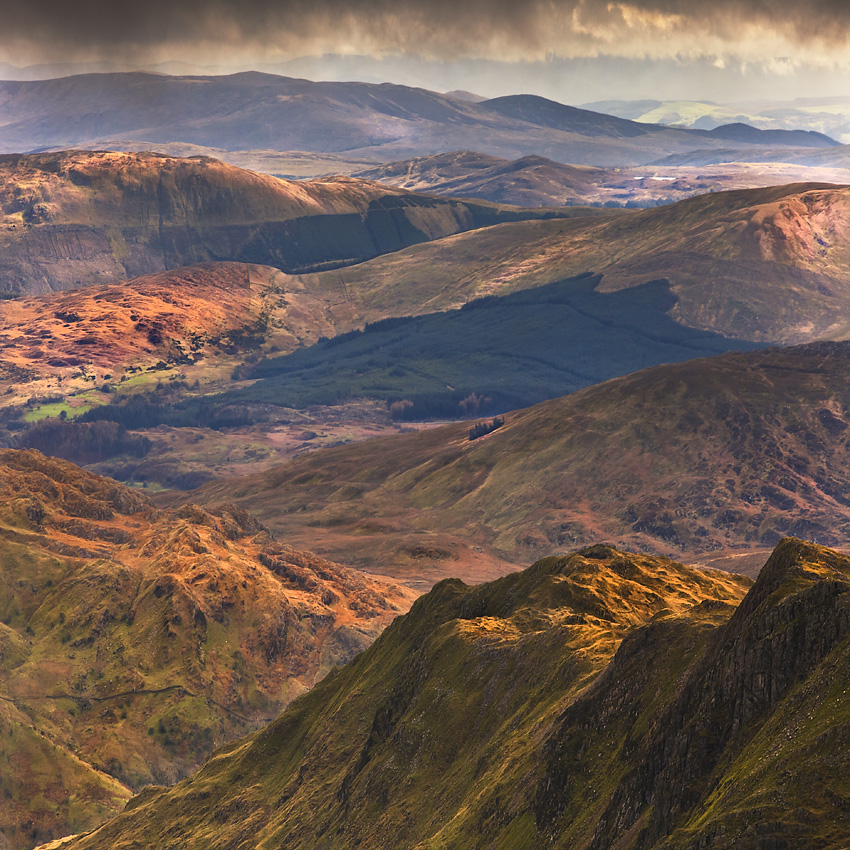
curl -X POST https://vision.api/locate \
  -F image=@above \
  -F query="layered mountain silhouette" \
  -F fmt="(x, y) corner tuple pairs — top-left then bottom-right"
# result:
(0, 73), (837, 167)
(0, 150), (568, 296)
(0, 449), (413, 849)
(48, 537), (850, 849)
(197, 342), (850, 582)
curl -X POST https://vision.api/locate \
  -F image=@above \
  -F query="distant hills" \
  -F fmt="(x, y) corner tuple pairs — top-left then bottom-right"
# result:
(584, 96), (850, 144)
(5, 179), (850, 497)
(51, 537), (850, 849)
(354, 150), (850, 208)
(0, 73), (838, 167)
(300, 181), (850, 346)
(197, 342), (850, 582)
(0, 449), (412, 849)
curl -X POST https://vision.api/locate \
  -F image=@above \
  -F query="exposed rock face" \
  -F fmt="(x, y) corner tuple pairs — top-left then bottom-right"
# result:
(0, 449), (414, 850)
(53, 538), (850, 850)
(0, 151), (563, 296)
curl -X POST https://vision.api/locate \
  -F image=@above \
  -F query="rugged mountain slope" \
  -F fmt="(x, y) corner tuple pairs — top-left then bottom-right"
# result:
(299, 181), (850, 345)
(354, 150), (850, 208)
(198, 342), (850, 583)
(0, 72), (836, 167)
(59, 538), (850, 849)
(0, 150), (565, 296)
(0, 449), (413, 850)
(50, 543), (752, 849)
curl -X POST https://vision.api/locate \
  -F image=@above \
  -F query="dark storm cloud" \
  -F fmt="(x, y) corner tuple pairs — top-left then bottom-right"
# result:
(4, 0), (850, 62)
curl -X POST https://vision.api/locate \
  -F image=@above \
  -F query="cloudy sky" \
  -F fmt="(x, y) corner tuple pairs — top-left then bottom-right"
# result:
(3, 0), (850, 101)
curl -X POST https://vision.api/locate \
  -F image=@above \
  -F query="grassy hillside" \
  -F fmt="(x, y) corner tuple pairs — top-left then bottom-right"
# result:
(224, 275), (760, 419)
(55, 538), (850, 849)
(0, 449), (414, 849)
(297, 182), (850, 345)
(0, 150), (570, 296)
(197, 341), (850, 583)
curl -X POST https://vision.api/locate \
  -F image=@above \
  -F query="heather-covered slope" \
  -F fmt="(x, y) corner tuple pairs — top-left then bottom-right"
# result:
(61, 538), (850, 849)
(0, 150), (566, 296)
(0, 449), (414, 850)
(198, 342), (850, 583)
(53, 543), (754, 849)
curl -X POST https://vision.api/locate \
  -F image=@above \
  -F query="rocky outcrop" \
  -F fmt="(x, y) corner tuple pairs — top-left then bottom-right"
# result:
(0, 449), (414, 850)
(592, 537), (850, 849)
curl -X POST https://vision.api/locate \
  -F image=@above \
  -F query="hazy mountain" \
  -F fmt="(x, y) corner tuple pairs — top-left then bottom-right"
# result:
(584, 96), (850, 144)
(353, 150), (850, 208)
(50, 537), (850, 849)
(0, 73), (837, 167)
(0, 449), (413, 850)
(0, 150), (569, 296)
(196, 342), (850, 583)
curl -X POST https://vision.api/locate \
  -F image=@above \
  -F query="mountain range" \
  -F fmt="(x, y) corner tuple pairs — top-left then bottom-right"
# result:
(0, 73), (839, 168)
(46, 537), (850, 849)
(4, 68), (850, 850)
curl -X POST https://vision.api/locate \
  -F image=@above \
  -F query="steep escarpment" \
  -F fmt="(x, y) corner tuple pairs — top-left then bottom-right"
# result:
(0, 449), (414, 850)
(0, 150), (564, 296)
(539, 537), (850, 849)
(53, 539), (850, 849)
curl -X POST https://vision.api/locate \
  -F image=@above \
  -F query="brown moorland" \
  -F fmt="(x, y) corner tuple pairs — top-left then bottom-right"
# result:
(301, 181), (850, 344)
(196, 342), (850, 585)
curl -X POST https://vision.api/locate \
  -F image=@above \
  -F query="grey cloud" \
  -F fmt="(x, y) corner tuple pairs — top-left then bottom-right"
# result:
(3, 0), (850, 61)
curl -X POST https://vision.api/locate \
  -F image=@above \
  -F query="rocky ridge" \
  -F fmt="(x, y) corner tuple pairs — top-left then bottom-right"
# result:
(52, 538), (850, 849)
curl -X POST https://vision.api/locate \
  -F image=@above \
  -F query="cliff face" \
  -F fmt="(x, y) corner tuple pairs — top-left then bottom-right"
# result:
(0, 449), (414, 850)
(54, 538), (850, 850)
(0, 151), (561, 296)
